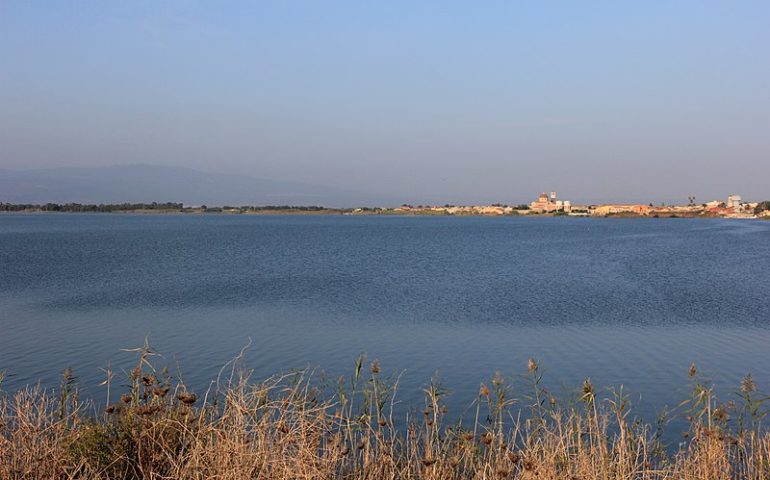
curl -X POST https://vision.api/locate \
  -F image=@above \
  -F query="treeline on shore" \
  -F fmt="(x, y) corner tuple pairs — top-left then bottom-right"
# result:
(0, 202), (338, 213)
(1, 346), (769, 479)
(0, 202), (185, 212)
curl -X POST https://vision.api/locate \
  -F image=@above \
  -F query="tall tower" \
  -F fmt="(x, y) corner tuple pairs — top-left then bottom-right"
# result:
(550, 192), (557, 203)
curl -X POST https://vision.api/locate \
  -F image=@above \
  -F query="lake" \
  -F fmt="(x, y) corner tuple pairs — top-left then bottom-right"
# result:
(1, 214), (769, 432)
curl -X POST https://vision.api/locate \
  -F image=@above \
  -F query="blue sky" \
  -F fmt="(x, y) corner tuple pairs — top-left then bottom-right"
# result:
(1, 1), (769, 204)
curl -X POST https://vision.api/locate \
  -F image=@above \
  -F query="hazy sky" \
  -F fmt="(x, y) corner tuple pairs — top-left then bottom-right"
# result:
(1, 1), (769, 204)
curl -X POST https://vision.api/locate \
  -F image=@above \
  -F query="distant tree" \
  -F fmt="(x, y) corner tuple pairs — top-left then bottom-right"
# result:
(755, 201), (770, 214)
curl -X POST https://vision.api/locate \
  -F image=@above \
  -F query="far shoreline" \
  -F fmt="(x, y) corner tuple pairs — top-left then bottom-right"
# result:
(1, 209), (767, 220)
(2, 199), (769, 219)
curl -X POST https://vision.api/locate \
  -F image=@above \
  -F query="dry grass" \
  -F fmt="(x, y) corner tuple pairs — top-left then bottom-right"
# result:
(1, 347), (769, 479)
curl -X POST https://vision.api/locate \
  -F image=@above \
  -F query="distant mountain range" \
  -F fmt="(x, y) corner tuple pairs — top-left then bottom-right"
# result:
(0, 165), (391, 207)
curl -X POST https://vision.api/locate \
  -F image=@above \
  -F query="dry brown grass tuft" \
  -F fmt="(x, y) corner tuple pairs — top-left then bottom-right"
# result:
(1, 352), (769, 479)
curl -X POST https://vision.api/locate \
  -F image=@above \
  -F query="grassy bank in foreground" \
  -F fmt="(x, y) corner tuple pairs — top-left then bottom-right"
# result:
(1, 348), (769, 479)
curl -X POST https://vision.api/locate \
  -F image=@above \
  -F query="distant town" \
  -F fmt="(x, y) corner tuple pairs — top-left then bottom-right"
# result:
(383, 192), (770, 219)
(1, 192), (769, 219)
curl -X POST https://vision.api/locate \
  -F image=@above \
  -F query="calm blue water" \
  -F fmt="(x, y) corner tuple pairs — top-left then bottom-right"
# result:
(1, 214), (769, 429)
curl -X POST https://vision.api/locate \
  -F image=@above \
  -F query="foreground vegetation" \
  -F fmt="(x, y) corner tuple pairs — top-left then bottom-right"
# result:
(1, 346), (769, 479)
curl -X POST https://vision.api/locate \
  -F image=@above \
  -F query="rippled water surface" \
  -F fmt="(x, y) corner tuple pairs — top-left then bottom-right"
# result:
(1, 214), (769, 425)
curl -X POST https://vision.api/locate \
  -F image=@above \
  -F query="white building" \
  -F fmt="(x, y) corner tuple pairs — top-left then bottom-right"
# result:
(727, 195), (742, 208)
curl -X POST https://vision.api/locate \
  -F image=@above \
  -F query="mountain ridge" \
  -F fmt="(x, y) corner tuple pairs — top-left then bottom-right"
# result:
(0, 165), (390, 207)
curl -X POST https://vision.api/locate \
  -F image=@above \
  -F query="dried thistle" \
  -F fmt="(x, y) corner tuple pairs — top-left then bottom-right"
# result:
(582, 378), (594, 399)
(480, 383), (490, 397)
(528, 357), (539, 373)
(713, 405), (729, 422)
(152, 386), (170, 397)
(177, 392), (197, 405)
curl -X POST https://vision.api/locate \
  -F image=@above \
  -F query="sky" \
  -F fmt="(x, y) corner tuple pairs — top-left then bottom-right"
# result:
(1, 1), (769, 204)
